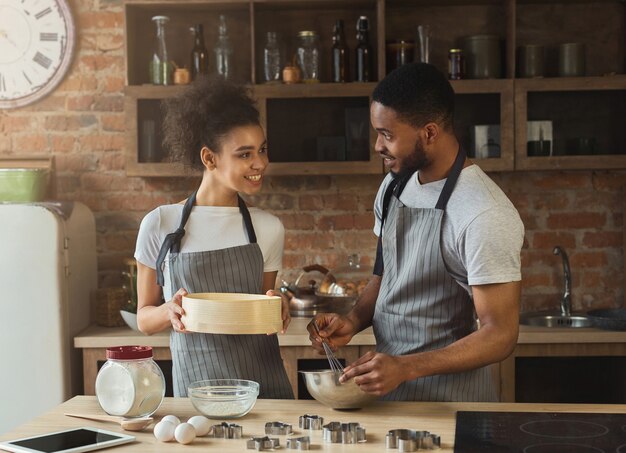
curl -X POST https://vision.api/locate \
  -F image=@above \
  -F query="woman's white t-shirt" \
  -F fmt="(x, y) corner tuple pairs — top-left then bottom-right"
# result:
(135, 204), (284, 300)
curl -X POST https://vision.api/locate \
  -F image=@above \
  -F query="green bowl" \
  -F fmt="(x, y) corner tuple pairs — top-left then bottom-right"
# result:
(0, 169), (49, 202)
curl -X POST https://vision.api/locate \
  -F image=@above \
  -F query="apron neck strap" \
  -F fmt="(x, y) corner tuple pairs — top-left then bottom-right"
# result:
(238, 195), (257, 244)
(154, 191), (257, 287)
(155, 190), (197, 287)
(435, 146), (466, 210)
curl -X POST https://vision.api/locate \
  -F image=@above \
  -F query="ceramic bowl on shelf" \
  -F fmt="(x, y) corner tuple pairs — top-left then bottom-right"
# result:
(299, 370), (377, 410)
(119, 310), (139, 331)
(188, 379), (259, 419)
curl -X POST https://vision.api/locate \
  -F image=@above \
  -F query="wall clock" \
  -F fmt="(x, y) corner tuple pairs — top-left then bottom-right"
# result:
(0, 0), (76, 109)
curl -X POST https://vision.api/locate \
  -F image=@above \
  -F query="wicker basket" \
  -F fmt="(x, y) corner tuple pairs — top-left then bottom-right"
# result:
(94, 287), (129, 327)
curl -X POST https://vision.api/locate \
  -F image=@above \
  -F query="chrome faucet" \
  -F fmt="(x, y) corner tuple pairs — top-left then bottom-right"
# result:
(553, 246), (572, 316)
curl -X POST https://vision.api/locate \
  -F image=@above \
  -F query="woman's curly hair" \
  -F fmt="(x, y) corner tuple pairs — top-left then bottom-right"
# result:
(162, 76), (260, 171)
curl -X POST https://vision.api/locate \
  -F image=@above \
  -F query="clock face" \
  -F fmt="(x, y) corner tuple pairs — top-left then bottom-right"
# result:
(0, 0), (75, 109)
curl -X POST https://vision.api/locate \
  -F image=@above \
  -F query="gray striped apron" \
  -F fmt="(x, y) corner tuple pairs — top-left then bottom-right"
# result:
(155, 191), (293, 399)
(372, 149), (495, 402)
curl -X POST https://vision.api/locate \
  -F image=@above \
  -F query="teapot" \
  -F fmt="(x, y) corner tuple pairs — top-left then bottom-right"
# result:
(280, 264), (329, 317)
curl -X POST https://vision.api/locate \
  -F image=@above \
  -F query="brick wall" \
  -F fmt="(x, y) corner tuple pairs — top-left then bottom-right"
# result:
(0, 0), (624, 312)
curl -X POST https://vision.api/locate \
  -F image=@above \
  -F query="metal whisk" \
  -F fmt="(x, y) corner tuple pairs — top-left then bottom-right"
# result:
(313, 321), (344, 375)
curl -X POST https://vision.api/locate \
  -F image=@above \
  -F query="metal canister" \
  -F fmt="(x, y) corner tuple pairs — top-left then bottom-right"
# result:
(448, 48), (464, 80)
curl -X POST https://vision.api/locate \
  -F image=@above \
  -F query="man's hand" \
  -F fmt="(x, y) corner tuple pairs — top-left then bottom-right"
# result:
(340, 351), (409, 396)
(307, 313), (356, 353)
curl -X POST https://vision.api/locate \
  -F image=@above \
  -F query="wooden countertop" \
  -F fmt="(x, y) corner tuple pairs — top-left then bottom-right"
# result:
(74, 318), (626, 349)
(74, 318), (376, 348)
(2, 396), (626, 452)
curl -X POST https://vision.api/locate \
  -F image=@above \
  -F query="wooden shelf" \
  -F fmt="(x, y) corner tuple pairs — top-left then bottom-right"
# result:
(514, 75), (626, 171)
(122, 0), (626, 176)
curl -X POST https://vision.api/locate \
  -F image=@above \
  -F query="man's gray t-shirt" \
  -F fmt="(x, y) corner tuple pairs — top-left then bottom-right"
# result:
(374, 164), (524, 295)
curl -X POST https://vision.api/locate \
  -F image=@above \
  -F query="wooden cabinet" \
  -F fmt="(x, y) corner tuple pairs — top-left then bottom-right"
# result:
(123, 0), (625, 176)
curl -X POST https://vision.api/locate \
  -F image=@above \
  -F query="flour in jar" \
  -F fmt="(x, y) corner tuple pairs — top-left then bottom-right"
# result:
(96, 357), (165, 417)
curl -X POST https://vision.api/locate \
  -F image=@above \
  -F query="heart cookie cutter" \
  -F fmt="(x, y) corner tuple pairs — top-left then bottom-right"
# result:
(298, 414), (323, 430)
(286, 436), (311, 450)
(322, 421), (366, 444)
(209, 422), (243, 439)
(386, 429), (441, 451)
(265, 421), (293, 435)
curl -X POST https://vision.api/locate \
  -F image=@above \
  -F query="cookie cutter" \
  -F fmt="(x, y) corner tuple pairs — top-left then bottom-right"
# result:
(286, 436), (311, 450)
(298, 414), (323, 430)
(246, 436), (280, 451)
(322, 421), (366, 444)
(265, 421), (293, 435)
(386, 429), (441, 451)
(209, 421), (243, 439)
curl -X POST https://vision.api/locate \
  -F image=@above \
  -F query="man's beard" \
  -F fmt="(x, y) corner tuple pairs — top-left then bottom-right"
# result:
(390, 139), (429, 180)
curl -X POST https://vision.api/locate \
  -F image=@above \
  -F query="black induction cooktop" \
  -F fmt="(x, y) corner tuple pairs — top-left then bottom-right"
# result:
(454, 411), (626, 453)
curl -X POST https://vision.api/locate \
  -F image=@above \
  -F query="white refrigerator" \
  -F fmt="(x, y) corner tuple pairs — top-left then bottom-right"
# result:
(0, 202), (97, 434)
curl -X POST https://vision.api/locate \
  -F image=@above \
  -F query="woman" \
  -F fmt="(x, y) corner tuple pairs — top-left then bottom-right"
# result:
(134, 76), (293, 399)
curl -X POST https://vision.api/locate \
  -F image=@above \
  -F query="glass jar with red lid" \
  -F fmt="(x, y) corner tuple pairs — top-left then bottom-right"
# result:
(95, 346), (165, 418)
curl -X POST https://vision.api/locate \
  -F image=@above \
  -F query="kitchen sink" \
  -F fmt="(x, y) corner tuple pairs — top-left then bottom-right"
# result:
(519, 312), (593, 328)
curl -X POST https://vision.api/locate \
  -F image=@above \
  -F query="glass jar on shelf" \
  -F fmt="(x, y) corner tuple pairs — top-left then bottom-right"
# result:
(149, 15), (173, 85)
(296, 30), (320, 83)
(215, 15), (233, 80)
(263, 31), (282, 83)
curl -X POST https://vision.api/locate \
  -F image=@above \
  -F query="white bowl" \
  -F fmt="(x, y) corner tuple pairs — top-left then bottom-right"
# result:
(119, 310), (139, 331)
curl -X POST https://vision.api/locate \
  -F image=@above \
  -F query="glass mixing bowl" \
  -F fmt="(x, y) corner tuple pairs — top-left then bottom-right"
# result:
(188, 379), (259, 419)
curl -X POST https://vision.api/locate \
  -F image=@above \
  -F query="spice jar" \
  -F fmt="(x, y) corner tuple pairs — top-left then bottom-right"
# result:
(95, 346), (165, 418)
(296, 31), (320, 83)
(174, 68), (191, 85)
(448, 48), (464, 80)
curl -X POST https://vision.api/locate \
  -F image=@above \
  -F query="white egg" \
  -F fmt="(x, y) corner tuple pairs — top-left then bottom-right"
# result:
(161, 414), (181, 426)
(174, 422), (196, 445)
(153, 420), (176, 442)
(187, 415), (211, 436)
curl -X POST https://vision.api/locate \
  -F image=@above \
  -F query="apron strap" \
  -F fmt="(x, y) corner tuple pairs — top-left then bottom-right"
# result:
(155, 191), (258, 287)
(373, 147), (466, 277)
(238, 195), (257, 244)
(435, 146), (466, 210)
(373, 174), (410, 276)
(155, 191), (197, 287)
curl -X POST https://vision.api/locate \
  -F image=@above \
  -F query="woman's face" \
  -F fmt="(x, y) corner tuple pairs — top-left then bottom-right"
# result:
(209, 124), (269, 195)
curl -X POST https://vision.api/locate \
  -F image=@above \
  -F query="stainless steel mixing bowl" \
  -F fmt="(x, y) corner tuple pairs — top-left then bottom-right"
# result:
(299, 370), (377, 409)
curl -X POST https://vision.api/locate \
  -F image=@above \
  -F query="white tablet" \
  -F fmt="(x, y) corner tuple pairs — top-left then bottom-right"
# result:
(0, 427), (135, 453)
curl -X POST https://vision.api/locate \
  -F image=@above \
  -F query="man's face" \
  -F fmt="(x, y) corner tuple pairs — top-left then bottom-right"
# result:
(370, 101), (430, 177)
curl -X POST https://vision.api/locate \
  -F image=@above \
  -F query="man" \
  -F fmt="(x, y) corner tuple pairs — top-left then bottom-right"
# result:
(308, 63), (524, 402)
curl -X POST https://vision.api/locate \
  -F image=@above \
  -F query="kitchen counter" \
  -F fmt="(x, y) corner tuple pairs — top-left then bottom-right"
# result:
(74, 318), (626, 349)
(74, 320), (626, 401)
(2, 396), (626, 452)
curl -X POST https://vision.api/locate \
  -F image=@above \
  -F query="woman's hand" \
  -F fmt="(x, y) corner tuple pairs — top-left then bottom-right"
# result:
(167, 288), (188, 333)
(267, 289), (290, 333)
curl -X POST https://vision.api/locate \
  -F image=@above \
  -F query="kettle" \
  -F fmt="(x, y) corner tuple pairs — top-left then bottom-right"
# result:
(280, 264), (329, 317)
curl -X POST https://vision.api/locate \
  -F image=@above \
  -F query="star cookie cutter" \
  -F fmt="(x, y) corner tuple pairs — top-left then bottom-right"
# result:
(246, 436), (280, 451)
(385, 429), (441, 451)
(265, 421), (293, 435)
(322, 421), (366, 444)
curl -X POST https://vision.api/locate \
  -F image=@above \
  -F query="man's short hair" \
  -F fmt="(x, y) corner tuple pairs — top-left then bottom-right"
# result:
(372, 63), (455, 130)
